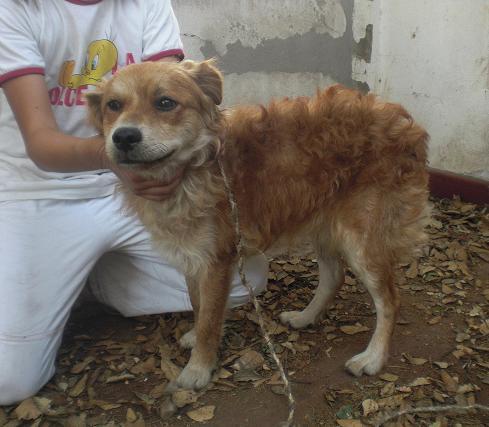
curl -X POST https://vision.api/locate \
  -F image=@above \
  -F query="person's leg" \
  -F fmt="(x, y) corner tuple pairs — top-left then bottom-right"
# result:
(88, 194), (269, 317)
(0, 199), (111, 405)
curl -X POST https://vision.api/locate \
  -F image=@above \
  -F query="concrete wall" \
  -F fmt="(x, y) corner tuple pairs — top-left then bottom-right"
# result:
(173, 0), (489, 177)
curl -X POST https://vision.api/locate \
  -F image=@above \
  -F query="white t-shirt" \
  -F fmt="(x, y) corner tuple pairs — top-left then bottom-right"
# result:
(0, 0), (184, 201)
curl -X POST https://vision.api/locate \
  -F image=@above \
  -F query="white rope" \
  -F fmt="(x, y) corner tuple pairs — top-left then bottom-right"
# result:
(218, 158), (296, 427)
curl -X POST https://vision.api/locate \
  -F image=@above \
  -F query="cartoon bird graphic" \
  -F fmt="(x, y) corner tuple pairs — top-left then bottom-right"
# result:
(59, 39), (118, 89)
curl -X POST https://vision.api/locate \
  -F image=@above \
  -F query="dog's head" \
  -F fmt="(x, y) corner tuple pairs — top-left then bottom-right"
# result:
(86, 60), (223, 179)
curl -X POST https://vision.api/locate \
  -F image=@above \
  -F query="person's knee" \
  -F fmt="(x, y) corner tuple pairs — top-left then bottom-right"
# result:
(0, 370), (46, 406)
(0, 337), (58, 406)
(228, 252), (269, 308)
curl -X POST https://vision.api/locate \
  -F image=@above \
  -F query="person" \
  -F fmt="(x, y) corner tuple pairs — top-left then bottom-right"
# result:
(0, 0), (268, 406)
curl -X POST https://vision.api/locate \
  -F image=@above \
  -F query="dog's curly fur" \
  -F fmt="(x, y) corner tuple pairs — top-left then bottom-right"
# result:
(86, 60), (430, 390)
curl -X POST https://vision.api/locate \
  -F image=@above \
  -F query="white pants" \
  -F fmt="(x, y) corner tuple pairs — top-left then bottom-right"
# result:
(0, 195), (268, 405)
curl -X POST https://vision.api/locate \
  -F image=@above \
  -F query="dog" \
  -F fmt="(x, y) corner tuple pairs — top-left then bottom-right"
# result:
(86, 60), (430, 390)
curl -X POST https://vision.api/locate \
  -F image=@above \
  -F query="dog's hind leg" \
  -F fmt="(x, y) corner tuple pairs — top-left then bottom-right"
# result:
(279, 246), (344, 329)
(343, 242), (400, 377)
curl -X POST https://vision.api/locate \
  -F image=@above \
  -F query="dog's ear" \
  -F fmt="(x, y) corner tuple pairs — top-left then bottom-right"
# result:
(85, 83), (105, 132)
(181, 59), (223, 105)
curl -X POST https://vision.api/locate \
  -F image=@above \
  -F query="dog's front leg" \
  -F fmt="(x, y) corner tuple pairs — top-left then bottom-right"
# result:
(178, 277), (200, 349)
(175, 259), (232, 390)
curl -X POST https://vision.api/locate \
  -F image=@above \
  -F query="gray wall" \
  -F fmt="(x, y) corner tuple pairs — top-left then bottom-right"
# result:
(173, 0), (371, 106)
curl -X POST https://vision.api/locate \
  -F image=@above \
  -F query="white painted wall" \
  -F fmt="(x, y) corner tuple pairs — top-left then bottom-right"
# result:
(174, 0), (489, 177)
(355, 0), (489, 177)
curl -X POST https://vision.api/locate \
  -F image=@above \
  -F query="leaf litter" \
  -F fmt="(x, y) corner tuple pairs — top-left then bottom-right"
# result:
(0, 197), (488, 426)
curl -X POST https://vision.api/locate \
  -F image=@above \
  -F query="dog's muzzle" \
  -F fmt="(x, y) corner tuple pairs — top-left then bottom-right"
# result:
(112, 127), (142, 152)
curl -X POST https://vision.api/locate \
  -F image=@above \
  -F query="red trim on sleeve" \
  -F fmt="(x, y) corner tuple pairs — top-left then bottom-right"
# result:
(0, 67), (45, 86)
(65, 0), (103, 5)
(144, 49), (185, 62)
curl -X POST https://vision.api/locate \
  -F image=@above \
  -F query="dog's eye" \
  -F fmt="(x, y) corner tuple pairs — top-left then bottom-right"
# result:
(155, 97), (177, 112)
(107, 100), (122, 111)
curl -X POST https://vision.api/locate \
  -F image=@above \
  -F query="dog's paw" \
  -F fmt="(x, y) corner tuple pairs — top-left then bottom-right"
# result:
(179, 329), (196, 349)
(175, 360), (213, 390)
(279, 310), (315, 329)
(345, 349), (387, 377)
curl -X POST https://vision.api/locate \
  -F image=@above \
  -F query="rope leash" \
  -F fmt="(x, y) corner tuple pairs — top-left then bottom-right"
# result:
(218, 159), (296, 427)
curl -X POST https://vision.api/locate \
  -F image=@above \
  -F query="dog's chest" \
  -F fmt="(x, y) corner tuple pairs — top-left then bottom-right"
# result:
(132, 197), (218, 277)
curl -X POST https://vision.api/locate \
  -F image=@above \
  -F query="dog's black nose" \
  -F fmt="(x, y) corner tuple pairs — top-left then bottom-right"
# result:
(112, 127), (142, 152)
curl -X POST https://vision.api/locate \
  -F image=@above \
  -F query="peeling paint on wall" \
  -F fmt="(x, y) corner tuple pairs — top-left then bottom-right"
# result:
(176, 0), (371, 92)
(175, 0), (347, 56)
(353, 24), (372, 63)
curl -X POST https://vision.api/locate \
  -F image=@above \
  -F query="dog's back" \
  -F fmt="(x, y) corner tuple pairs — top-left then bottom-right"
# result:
(222, 84), (430, 255)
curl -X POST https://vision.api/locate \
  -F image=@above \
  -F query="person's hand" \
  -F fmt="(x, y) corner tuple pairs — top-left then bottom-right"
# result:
(112, 165), (185, 201)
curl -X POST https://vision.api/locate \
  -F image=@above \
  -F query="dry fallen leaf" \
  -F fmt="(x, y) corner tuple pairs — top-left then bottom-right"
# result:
(160, 358), (182, 381)
(186, 405), (216, 422)
(362, 398), (379, 416)
(232, 350), (264, 371)
(409, 377), (431, 387)
(336, 420), (363, 427)
(339, 323), (370, 335)
(440, 371), (458, 392)
(379, 373), (399, 382)
(14, 398), (42, 421)
(402, 353), (428, 365)
(69, 373), (88, 398)
(172, 389), (199, 408)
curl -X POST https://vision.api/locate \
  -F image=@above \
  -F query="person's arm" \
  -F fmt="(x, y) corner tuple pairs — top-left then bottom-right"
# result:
(3, 74), (107, 172)
(2, 71), (183, 201)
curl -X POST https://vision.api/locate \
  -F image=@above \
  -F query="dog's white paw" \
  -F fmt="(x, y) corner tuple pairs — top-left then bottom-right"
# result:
(175, 360), (213, 390)
(279, 310), (315, 329)
(179, 329), (196, 349)
(345, 348), (387, 377)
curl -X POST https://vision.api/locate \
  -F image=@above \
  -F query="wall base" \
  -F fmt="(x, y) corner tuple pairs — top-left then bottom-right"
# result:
(429, 167), (489, 205)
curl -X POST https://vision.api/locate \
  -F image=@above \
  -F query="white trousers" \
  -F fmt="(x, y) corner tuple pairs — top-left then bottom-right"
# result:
(0, 195), (268, 405)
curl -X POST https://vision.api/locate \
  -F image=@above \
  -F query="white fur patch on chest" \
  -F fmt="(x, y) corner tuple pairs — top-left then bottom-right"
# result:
(148, 217), (217, 277)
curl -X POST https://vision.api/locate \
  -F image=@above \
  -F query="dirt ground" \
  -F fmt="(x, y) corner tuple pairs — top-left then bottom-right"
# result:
(1, 197), (488, 427)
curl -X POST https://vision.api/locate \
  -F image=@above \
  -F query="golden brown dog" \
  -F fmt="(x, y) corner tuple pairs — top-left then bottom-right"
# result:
(86, 60), (430, 390)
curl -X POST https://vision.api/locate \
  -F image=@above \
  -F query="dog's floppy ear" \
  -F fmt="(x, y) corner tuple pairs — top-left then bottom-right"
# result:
(181, 59), (223, 105)
(85, 83), (105, 132)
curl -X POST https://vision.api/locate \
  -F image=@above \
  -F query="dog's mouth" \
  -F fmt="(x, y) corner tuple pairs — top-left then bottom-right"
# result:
(118, 149), (176, 167)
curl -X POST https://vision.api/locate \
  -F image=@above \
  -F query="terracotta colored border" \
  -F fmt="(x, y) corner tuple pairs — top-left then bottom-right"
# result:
(144, 49), (185, 62)
(65, 0), (103, 5)
(429, 167), (489, 205)
(0, 67), (45, 86)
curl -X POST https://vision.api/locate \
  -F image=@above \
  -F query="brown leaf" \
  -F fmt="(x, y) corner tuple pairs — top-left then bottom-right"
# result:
(433, 361), (449, 369)
(149, 383), (167, 399)
(69, 373), (88, 398)
(339, 323), (370, 335)
(172, 389), (199, 408)
(440, 371), (458, 392)
(91, 400), (122, 411)
(232, 350), (264, 371)
(336, 421), (363, 427)
(408, 377), (431, 387)
(362, 398), (379, 416)
(186, 405), (215, 422)
(14, 398), (42, 421)
(106, 373), (135, 383)
(130, 356), (157, 375)
(402, 353), (428, 365)
(70, 356), (95, 374)
(160, 358), (182, 381)
(379, 373), (399, 382)
(126, 408), (138, 423)
(64, 413), (88, 427)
